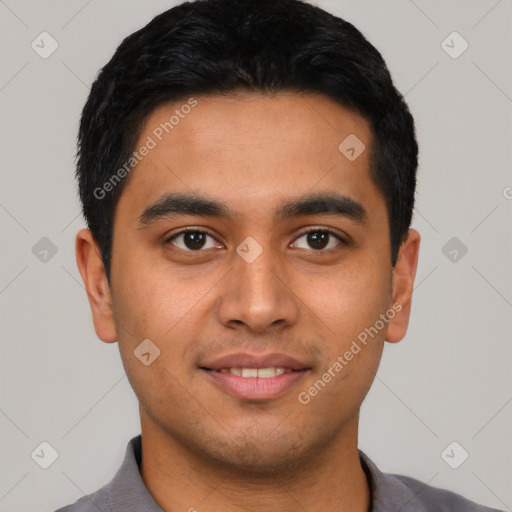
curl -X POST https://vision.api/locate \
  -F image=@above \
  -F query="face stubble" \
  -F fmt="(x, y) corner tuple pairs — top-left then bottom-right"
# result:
(107, 92), (398, 479)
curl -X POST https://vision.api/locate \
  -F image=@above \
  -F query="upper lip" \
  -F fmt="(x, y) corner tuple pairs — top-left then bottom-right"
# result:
(200, 352), (311, 371)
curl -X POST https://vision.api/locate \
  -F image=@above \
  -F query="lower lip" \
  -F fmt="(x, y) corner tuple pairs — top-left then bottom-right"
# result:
(200, 369), (309, 401)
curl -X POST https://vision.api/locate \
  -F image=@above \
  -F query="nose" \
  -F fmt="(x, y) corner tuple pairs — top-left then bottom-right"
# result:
(216, 242), (300, 333)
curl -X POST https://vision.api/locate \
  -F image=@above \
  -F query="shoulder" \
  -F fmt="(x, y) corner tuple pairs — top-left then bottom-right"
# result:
(359, 450), (504, 512)
(390, 472), (504, 512)
(53, 435), (162, 512)
(53, 484), (111, 512)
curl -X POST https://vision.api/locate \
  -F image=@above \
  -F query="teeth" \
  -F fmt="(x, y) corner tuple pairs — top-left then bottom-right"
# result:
(218, 367), (290, 378)
(257, 367), (285, 378)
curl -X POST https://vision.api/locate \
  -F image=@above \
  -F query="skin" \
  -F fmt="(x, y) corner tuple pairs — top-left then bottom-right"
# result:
(76, 92), (420, 512)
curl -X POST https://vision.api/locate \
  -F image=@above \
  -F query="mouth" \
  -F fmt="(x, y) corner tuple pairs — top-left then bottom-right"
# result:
(199, 353), (312, 401)
(212, 367), (296, 378)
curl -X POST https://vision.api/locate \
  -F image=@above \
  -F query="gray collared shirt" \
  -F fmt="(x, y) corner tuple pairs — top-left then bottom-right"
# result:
(55, 435), (503, 512)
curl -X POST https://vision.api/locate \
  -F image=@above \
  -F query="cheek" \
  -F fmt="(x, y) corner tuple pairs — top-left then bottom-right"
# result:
(111, 245), (206, 337)
(110, 253), (220, 388)
(298, 252), (391, 399)
(303, 255), (392, 339)
(302, 273), (389, 414)
(110, 272), (200, 420)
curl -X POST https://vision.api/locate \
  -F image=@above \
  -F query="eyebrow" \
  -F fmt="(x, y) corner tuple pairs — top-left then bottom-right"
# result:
(137, 191), (367, 226)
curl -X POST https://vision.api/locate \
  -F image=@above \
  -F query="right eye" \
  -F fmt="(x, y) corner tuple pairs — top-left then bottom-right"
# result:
(165, 229), (222, 251)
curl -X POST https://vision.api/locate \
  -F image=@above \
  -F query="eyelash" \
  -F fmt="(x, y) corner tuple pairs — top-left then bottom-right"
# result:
(164, 227), (348, 252)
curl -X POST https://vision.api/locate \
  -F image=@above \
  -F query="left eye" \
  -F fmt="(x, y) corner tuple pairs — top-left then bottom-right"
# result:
(167, 230), (220, 251)
(291, 230), (342, 251)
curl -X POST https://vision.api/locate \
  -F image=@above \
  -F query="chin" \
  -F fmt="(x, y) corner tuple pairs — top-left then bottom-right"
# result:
(185, 424), (336, 477)
(208, 443), (308, 476)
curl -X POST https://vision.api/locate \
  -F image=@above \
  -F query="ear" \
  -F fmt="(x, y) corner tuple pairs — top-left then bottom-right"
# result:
(75, 228), (117, 343)
(386, 229), (420, 344)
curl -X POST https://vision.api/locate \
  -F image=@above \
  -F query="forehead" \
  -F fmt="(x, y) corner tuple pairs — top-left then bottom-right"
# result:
(117, 92), (381, 220)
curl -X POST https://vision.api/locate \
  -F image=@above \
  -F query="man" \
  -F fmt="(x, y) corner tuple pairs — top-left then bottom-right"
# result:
(57, 0), (503, 510)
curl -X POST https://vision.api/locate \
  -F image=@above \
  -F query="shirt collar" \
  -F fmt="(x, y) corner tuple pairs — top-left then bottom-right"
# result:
(107, 436), (427, 512)
(107, 436), (163, 511)
(359, 449), (429, 512)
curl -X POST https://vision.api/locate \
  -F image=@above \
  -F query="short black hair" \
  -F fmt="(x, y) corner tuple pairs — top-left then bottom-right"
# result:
(77, 0), (418, 282)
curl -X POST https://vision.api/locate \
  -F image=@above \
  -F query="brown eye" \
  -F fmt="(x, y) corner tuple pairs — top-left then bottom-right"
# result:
(292, 230), (343, 251)
(307, 231), (329, 250)
(167, 230), (219, 251)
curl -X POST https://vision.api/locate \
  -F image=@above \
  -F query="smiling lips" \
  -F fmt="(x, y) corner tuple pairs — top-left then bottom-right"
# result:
(218, 367), (290, 378)
(200, 352), (311, 400)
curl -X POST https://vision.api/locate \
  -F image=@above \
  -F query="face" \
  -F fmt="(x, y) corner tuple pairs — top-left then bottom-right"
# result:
(77, 92), (419, 474)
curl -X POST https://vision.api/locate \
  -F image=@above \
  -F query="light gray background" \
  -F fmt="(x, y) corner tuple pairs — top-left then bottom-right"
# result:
(0, 1), (511, 511)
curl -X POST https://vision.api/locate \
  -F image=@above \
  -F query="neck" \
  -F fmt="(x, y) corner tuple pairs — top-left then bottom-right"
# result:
(139, 411), (370, 512)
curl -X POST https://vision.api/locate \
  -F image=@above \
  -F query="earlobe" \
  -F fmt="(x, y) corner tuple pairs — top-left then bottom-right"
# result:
(75, 228), (118, 343)
(386, 229), (421, 344)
